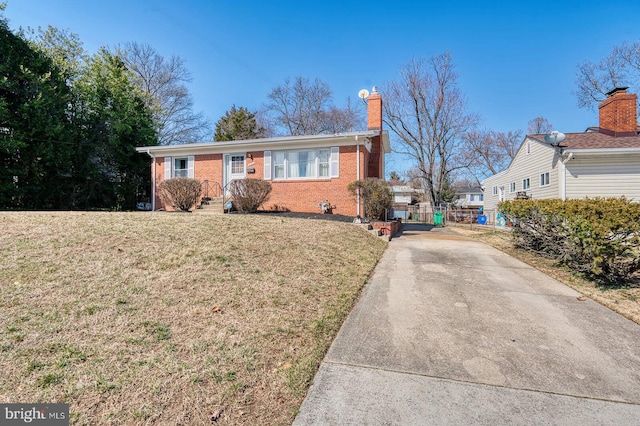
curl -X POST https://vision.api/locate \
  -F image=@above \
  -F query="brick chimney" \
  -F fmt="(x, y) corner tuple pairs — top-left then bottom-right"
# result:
(367, 87), (383, 131)
(366, 87), (384, 178)
(599, 87), (638, 137)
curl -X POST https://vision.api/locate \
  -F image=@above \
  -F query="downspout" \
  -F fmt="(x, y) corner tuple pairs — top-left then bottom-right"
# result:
(560, 152), (573, 201)
(356, 136), (361, 217)
(147, 150), (156, 211)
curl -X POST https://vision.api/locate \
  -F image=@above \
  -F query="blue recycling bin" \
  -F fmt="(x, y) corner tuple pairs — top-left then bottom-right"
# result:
(477, 215), (487, 225)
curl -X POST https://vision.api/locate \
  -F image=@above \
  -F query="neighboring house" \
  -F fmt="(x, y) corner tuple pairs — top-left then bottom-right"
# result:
(390, 184), (420, 204)
(136, 89), (390, 216)
(483, 87), (640, 212)
(453, 186), (484, 209)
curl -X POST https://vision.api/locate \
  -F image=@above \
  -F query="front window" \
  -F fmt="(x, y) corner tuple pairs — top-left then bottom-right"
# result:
(522, 178), (530, 190)
(469, 194), (475, 201)
(492, 186), (498, 196)
(540, 172), (550, 187)
(318, 149), (330, 177)
(174, 158), (188, 177)
(509, 182), (516, 193)
(479, 194), (484, 201)
(231, 156), (244, 174)
(272, 149), (331, 180)
(273, 151), (285, 179)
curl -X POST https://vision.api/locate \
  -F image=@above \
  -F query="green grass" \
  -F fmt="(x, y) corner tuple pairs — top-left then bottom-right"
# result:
(0, 211), (386, 424)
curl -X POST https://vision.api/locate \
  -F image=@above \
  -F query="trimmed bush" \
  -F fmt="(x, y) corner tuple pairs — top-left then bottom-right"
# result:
(229, 179), (272, 212)
(499, 198), (640, 284)
(158, 178), (202, 212)
(348, 178), (393, 221)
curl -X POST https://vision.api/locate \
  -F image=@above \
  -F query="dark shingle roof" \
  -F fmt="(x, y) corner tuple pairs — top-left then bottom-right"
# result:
(528, 131), (640, 150)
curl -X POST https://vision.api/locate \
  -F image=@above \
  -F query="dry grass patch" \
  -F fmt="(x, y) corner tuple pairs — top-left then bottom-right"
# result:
(448, 226), (640, 325)
(0, 212), (387, 424)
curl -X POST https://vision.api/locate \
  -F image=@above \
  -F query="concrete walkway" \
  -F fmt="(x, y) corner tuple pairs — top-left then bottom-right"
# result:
(294, 224), (640, 425)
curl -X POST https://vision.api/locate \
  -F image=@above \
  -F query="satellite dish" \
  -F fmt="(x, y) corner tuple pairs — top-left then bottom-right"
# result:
(358, 89), (370, 99)
(544, 130), (566, 146)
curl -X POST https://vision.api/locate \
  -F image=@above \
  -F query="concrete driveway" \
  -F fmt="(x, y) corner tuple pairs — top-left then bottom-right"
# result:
(294, 224), (640, 425)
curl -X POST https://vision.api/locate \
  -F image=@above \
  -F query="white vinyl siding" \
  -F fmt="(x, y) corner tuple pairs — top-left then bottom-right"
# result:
(565, 155), (640, 200)
(482, 137), (559, 211)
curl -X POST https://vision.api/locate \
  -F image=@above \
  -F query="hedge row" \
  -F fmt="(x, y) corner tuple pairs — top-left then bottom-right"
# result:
(499, 198), (640, 284)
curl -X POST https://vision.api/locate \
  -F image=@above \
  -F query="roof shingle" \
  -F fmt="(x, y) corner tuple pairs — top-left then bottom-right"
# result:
(528, 130), (640, 150)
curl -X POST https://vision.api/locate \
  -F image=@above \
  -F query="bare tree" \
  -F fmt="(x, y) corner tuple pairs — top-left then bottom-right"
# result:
(462, 129), (522, 183)
(264, 76), (362, 136)
(115, 42), (211, 144)
(383, 53), (478, 207)
(575, 40), (640, 115)
(527, 117), (553, 134)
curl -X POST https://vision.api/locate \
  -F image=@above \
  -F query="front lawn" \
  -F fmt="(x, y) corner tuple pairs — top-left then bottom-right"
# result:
(0, 212), (386, 424)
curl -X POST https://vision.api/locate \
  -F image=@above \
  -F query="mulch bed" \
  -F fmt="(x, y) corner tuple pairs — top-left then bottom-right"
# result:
(238, 210), (358, 223)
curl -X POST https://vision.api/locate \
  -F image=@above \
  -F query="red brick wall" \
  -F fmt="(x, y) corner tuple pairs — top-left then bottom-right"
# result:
(367, 134), (383, 178)
(151, 145), (372, 215)
(266, 146), (360, 216)
(195, 154), (224, 197)
(599, 91), (638, 137)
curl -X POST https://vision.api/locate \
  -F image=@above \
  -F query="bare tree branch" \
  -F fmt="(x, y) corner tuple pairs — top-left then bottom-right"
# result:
(264, 77), (363, 136)
(575, 39), (640, 116)
(115, 42), (211, 145)
(527, 117), (553, 135)
(383, 53), (478, 207)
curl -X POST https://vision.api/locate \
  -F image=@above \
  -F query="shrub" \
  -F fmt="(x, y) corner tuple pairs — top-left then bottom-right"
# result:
(158, 178), (202, 212)
(229, 179), (272, 212)
(499, 198), (640, 284)
(348, 178), (393, 220)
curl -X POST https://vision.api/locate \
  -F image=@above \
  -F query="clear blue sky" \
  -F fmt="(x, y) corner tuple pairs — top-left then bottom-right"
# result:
(5, 1), (640, 173)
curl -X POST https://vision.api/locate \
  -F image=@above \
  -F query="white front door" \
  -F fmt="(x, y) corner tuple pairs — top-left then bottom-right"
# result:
(224, 153), (246, 193)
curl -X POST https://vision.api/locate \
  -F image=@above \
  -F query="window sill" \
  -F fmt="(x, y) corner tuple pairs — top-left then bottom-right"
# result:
(272, 178), (333, 183)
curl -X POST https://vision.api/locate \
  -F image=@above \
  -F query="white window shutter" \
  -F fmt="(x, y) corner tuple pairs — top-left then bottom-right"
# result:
(187, 156), (195, 178)
(164, 156), (171, 180)
(264, 151), (271, 180)
(330, 147), (339, 178)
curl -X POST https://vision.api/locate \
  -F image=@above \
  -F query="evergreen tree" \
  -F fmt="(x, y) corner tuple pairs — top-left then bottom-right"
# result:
(75, 49), (157, 210)
(0, 14), (76, 208)
(214, 105), (264, 141)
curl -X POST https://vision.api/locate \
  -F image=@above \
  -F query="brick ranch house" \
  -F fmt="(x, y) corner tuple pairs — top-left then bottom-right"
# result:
(136, 89), (390, 216)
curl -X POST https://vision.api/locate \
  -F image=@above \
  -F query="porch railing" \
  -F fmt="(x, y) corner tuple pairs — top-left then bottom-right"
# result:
(201, 179), (232, 212)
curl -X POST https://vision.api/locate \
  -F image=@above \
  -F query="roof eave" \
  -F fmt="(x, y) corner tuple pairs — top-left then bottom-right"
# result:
(566, 147), (640, 155)
(135, 131), (380, 156)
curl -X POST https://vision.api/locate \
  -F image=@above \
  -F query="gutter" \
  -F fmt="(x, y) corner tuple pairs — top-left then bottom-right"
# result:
(134, 131), (380, 156)
(356, 136), (361, 217)
(565, 148), (640, 156)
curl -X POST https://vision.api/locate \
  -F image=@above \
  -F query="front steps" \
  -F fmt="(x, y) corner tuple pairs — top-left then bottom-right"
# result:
(196, 196), (224, 214)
